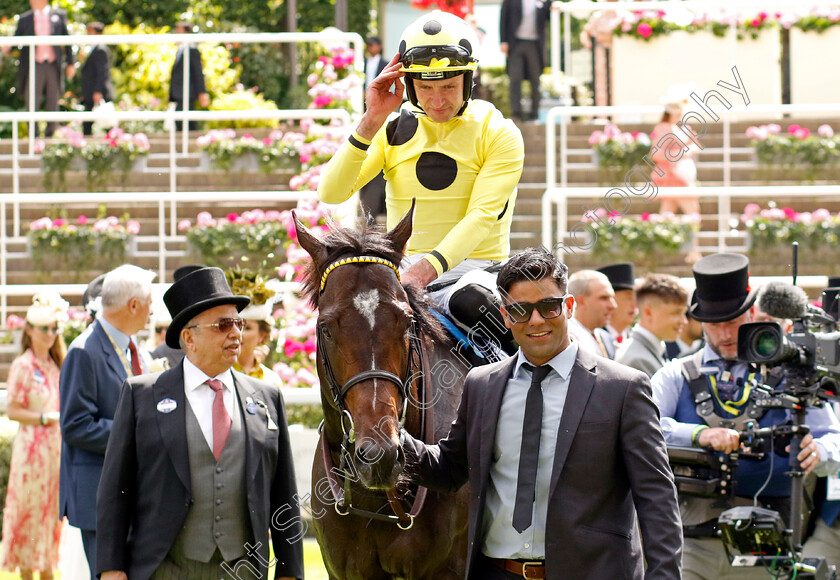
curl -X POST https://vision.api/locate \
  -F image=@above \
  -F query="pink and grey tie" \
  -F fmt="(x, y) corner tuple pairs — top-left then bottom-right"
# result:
(206, 379), (231, 461)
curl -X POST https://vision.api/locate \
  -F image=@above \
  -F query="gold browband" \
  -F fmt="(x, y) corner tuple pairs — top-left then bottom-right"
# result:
(320, 256), (401, 293)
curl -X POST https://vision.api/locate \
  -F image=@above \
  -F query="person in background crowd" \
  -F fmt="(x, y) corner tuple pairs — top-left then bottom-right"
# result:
(615, 273), (687, 378)
(651, 88), (700, 217)
(597, 262), (636, 342)
(169, 21), (209, 132)
(14, 0), (75, 137)
(80, 21), (113, 136)
(228, 269), (283, 387)
(151, 265), (205, 368)
(567, 269), (617, 358)
(403, 247), (683, 579)
(652, 253), (840, 580)
(59, 264), (155, 579)
(97, 267), (302, 580)
(1, 293), (69, 580)
(500, 0), (552, 121)
(359, 37), (388, 218)
(666, 308), (704, 359)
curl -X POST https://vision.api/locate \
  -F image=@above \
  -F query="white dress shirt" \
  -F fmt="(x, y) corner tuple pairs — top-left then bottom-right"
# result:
(183, 358), (238, 451)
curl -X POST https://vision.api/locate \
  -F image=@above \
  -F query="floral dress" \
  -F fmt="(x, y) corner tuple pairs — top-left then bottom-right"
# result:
(0, 349), (62, 572)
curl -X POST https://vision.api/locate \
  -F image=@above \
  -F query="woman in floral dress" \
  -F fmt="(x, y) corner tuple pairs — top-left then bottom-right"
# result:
(0, 293), (69, 580)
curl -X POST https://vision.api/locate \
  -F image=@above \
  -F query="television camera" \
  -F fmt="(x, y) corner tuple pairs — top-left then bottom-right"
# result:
(668, 274), (840, 580)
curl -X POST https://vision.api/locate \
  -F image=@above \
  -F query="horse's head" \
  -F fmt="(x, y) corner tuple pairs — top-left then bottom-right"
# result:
(295, 205), (418, 490)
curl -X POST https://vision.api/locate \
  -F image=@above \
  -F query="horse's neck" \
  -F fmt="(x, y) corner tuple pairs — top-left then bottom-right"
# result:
(416, 335), (469, 443)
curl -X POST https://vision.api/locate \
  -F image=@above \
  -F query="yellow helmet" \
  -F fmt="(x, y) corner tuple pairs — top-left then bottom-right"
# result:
(398, 10), (479, 110)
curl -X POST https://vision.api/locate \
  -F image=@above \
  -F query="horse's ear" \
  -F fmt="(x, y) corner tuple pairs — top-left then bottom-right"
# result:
(292, 211), (328, 266)
(387, 199), (415, 255)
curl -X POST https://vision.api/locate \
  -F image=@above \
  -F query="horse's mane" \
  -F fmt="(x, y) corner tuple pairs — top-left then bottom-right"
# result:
(299, 221), (449, 345)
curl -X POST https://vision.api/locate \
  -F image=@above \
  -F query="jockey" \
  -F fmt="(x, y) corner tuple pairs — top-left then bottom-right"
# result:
(317, 10), (524, 357)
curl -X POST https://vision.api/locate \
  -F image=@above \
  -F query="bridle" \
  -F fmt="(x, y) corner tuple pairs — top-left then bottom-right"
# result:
(316, 255), (430, 528)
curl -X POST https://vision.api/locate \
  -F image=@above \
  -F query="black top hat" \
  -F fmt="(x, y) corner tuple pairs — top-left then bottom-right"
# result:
(83, 273), (106, 315)
(688, 253), (757, 323)
(173, 264), (206, 282)
(597, 263), (635, 291)
(828, 276), (840, 289)
(164, 267), (250, 348)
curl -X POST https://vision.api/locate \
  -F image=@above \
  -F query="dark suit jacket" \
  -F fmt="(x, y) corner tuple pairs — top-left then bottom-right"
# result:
(365, 54), (386, 86)
(96, 363), (304, 580)
(14, 8), (73, 93)
(404, 348), (682, 580)
(499, 0), (552, 75)
(81, 44), (113, 105)
(169, 44), (206, 102)
(59, 320), (128, 531)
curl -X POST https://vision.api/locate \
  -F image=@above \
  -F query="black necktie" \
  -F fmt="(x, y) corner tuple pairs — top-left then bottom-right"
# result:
(512, 363), (551, 533)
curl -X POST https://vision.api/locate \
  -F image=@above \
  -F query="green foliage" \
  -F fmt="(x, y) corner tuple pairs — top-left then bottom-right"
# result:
(87, 0), (190, 29)
(285, 403), (324, 429)
(590, 213), (699, 266)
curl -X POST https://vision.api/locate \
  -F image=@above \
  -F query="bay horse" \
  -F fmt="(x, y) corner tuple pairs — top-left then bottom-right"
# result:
(293, 204), (470, 580)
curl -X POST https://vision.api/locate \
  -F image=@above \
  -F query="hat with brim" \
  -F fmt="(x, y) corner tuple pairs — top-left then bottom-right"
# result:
(597, 263), (635, 291)
(164, 267), (250, 348)
(688, 253), (757, 323)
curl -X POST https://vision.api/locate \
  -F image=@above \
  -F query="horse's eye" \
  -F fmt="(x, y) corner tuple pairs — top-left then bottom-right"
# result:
(320, 324), (332, 340)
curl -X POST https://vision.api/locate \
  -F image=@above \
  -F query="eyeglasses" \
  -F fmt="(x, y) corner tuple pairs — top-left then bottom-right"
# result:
(503, 296), (570, 324)
(400, 45), (476, 68)
(186, 317), (245, 334)
(34, 325), (59, 334)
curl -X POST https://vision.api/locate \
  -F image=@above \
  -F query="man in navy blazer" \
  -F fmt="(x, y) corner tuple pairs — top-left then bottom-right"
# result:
(14, 0), (75, 136)
(59, 265), (155, 578)
(403, 247), (682, 579)
(169, 21), (209, 131)
(80, 21), (113, 135)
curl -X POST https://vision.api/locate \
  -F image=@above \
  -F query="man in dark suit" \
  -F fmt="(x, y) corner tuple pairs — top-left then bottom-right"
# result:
(81, 21), (113, 136)
(14, 0), (75, 136)
(169, 21), (209, 132)
(500, 0), (551, 121)
(97, 267), (303, 580)
(403, 246), (682, 579)
(60, 264), (156, 579)
(359, 36), (388, 218)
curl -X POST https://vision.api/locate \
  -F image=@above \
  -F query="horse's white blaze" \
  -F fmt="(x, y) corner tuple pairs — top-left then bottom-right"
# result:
(353, 289), (379, 329)
(353, 289), (381, 411)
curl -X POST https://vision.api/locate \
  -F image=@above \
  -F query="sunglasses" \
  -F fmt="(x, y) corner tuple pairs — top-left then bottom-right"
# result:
(186, 317), (245, 334)
(400, 45), (476, 68)
(34, 325), (59, 334)
(503, 296), (570, 324)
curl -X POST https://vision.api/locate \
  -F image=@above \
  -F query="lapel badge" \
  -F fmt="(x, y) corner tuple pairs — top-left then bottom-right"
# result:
(245, 396), (258, 415)
(157, 398), (177, 414)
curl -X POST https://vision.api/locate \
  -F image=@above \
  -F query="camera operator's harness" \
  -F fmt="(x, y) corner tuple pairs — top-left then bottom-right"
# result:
(681, 350), (783, 431)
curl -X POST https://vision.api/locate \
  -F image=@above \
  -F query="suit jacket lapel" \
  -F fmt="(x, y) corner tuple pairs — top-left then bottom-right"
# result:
(93, 322), (128, 382)
(234, 373), (264, 483)
(154, 363), (191, 492)
(548, 350), (596, 498)
(479, 357), (518, 482)
(632, 327), (665, 365)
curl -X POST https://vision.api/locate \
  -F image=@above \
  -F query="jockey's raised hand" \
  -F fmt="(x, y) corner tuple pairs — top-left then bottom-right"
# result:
(357, 53), (405, 141)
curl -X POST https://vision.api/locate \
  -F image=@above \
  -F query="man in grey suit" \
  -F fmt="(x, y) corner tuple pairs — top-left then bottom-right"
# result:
(60, 264), (156, 578)
(616, 273), (688, 377)
(403, 247), (682, 579)
(97, 267), (303, 580)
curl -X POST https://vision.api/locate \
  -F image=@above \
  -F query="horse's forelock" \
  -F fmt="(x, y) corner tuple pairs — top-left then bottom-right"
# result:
(299, 221), (405, 309)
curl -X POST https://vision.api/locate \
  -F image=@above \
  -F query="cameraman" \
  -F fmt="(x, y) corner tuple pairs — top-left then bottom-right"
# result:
(651, 253), (840, 580)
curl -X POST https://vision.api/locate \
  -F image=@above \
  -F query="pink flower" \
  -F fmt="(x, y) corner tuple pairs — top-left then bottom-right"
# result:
(226, 213), (239, 223)
(299, 154), (311, 164)
(794, 128), (810, 140)
(743, 203), (760, 217)
(766, 124), (781, 134)
(34, 139), (45, 154)
(750, 18), (761, 27)
(263, 137), (272, 146)
(5, 314), (25, 330)
(177, 219), (192, 231)
(782, 207), (797, 221)
(126, 220), (140, 235)
(75, 215), (87, 225)
(818, 124), (834, 138)
(588, 131), (604, 146)
(637, 22), (653, 38)
(640, 213), (651, 221)
(265, 210), (282, 222)
(29, 217), (52, 231)
(52, 218), (65, 227)
(196, 211), (215, 228)
(787, 124), (801, 134)
(812, 208), (832, 222)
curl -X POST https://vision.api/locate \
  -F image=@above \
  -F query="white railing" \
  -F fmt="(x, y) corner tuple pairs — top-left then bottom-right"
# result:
(545, 103), (840, 189)
(549, 0), (840, 92)
(0, 190), (322, 319)
(0, 31), (364, 155)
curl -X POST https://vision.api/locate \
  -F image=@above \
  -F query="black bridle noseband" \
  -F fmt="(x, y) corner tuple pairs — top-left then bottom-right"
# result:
(316, 255), (428, 528)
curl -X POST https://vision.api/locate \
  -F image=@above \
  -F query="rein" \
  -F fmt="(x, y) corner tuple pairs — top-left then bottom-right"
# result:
(317, 255), (432, 529)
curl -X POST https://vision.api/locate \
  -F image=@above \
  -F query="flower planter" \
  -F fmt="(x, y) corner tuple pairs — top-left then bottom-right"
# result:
(30, 237), (130, 283)
(230, 152), (260, 173)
